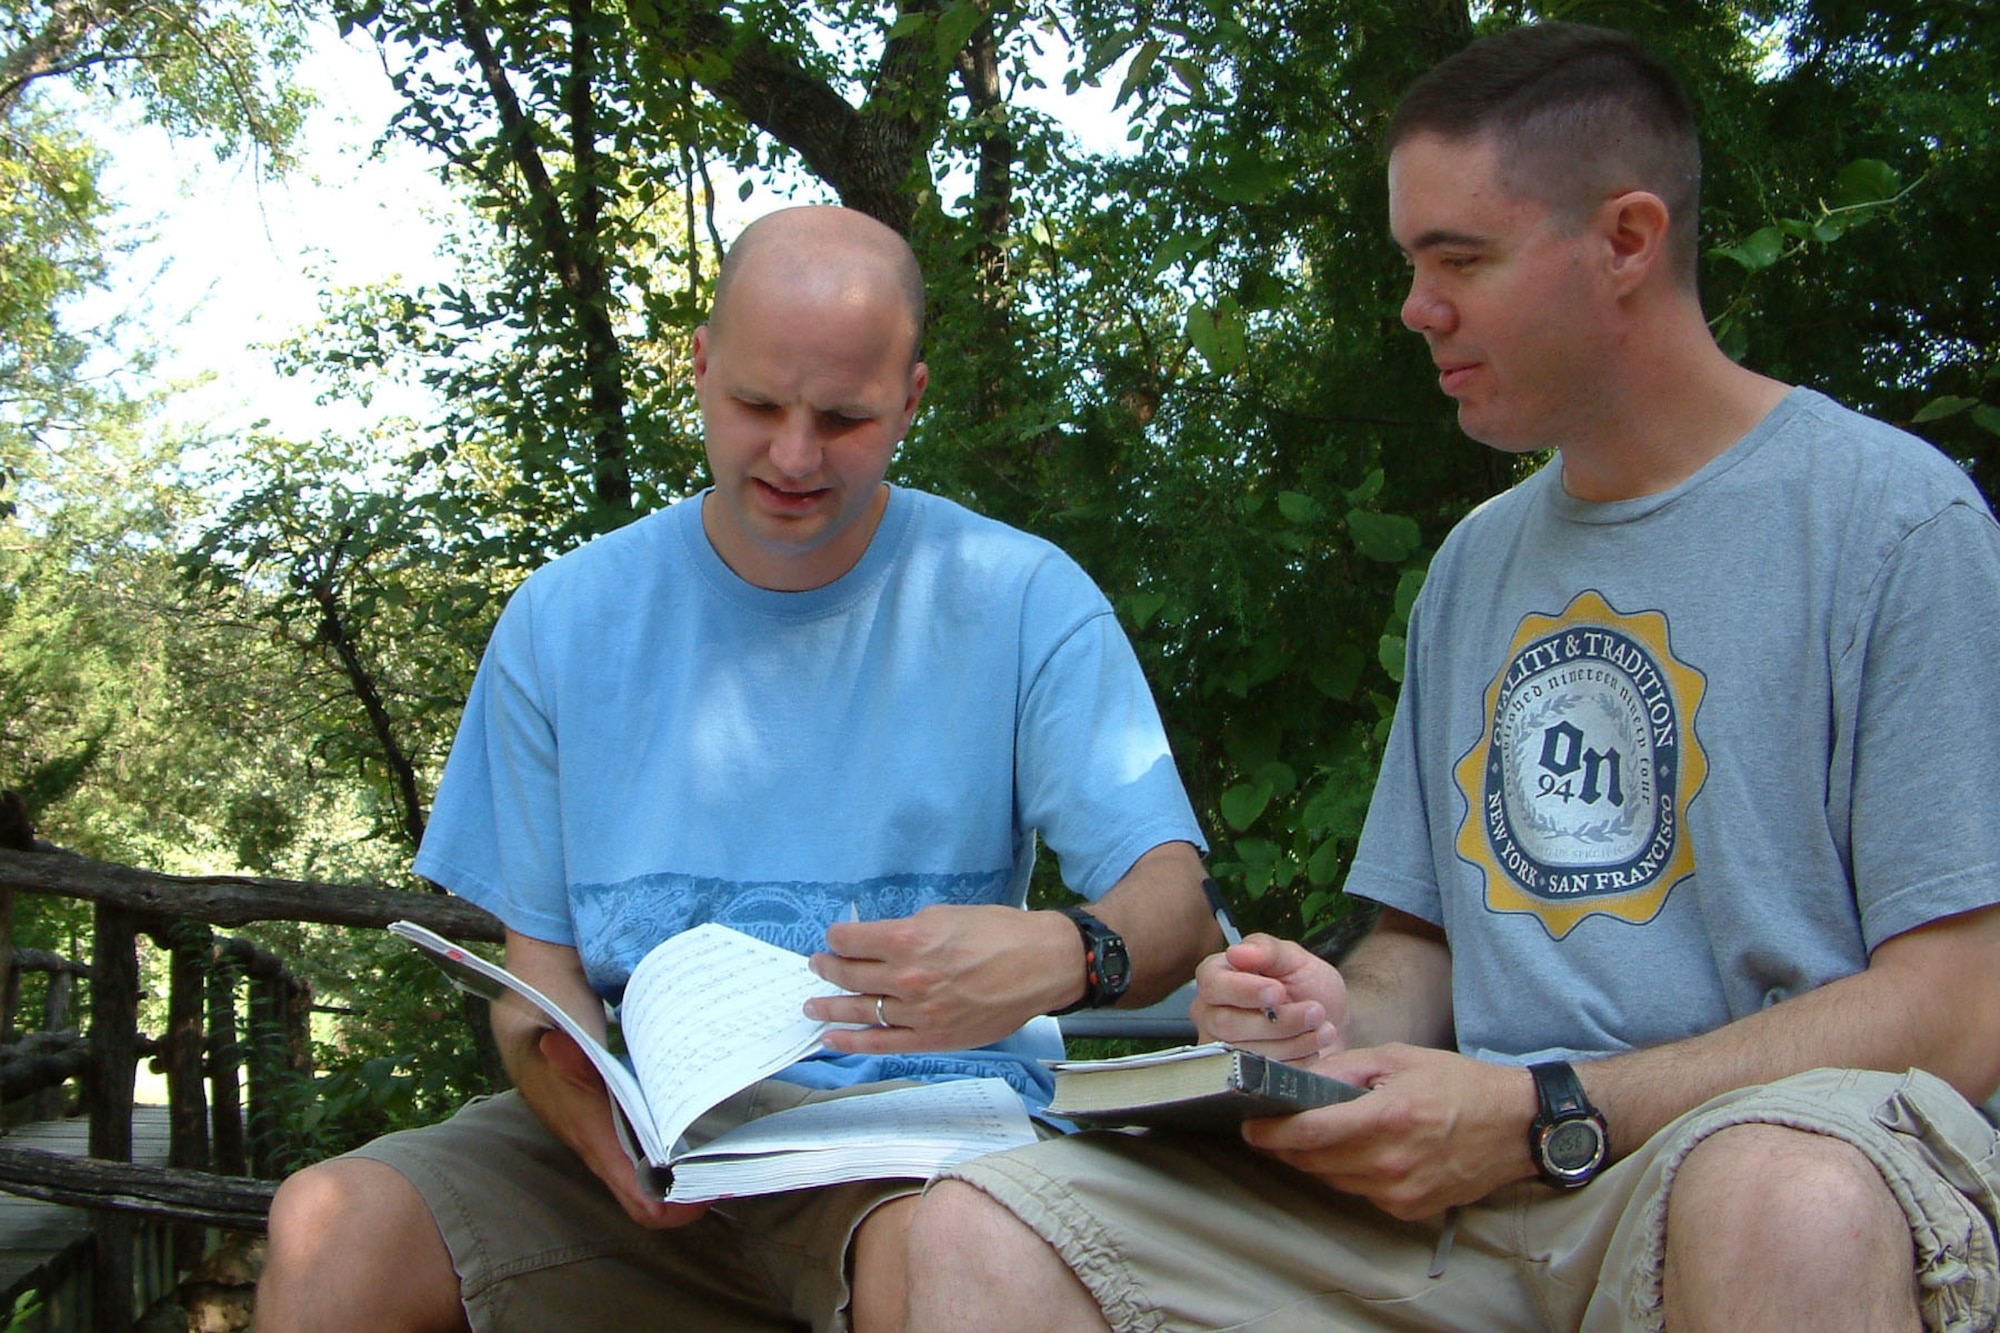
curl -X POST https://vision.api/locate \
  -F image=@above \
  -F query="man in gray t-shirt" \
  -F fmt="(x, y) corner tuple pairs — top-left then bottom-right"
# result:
(902, 23), (2000, 1333)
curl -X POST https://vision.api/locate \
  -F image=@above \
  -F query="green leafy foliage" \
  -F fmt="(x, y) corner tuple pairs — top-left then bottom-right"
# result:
(2, 0), (1994, 1133)
(202, 0), (2000, 949)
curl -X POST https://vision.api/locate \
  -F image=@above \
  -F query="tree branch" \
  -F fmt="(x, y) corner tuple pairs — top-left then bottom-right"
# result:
(0, 0), (105, 120)
(632, 0), (952, 235)
(304, 547), (428, 852)
(452, 0), (632, 509)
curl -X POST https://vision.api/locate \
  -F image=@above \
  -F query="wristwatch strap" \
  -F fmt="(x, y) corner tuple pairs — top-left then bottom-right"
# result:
(1529, 1060), (1591, 1122)
(1051, 907), (1127, 1014)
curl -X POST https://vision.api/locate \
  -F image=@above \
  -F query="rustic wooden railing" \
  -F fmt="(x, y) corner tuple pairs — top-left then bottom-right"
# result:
(0, 843), (504, 1331)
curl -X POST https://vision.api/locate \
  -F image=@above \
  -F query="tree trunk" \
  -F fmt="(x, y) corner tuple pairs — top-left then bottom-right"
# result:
(454, 0), (634, 512)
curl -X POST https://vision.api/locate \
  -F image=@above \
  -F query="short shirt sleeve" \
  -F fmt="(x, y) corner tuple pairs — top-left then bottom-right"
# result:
(1841, 499), (2000, 947)
(1341, 584), (1446, 927)
(412, 581), (575, 945)
(1012, 580), (1205, 900)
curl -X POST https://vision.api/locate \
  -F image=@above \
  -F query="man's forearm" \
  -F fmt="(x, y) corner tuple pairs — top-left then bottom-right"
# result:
(1082, 840), (1220, 1007)
(1583, 904), (2000, 1159)
(495, 931), (610, 1086)
(1337, 907), (1455, 1050)
(489, 992), (560, 1088)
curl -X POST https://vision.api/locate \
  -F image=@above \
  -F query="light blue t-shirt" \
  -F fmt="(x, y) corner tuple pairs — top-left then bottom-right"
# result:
(1349, 389), (2000, 1086)
(414, 486), (1204, 1102)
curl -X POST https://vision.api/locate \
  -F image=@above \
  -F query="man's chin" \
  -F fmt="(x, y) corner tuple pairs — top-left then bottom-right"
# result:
(748, 516), (830, 555)
(1454, 406), (1541, 456)
(1455, 402), (1499, 446)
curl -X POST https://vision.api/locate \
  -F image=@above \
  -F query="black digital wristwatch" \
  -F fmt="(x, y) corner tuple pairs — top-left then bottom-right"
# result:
(1050, 907), (1131, 1014)
(1528, 1060), (1609, 1188)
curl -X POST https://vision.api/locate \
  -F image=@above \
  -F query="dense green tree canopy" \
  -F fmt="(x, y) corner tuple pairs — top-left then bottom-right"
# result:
(202, 0), (1999, 942)
(1, 0), (1993, 1144)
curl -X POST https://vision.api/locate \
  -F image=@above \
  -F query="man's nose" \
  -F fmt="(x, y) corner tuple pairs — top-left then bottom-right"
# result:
(1400, 279), (1454, 336)
(769, 414), (822, 477)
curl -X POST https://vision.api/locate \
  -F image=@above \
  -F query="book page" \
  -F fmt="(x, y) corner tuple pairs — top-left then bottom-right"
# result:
(389, 921), (657, 1147)
(1048, 1041), (1227, 1071)
(662, 1077), (1037, 1203)
(620, 923), (856, 1156)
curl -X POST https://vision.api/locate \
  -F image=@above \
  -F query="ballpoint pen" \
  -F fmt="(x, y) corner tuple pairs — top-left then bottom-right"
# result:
(1200, 876), (1244, 945)
(1201, 877), (1277, 1021)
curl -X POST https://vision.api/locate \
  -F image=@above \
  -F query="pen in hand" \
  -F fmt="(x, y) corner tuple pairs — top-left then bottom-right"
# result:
(1201, 877), (1276, 1022)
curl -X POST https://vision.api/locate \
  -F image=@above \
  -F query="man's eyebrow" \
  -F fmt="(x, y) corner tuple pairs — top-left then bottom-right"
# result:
(1401, 228), (1489, 254)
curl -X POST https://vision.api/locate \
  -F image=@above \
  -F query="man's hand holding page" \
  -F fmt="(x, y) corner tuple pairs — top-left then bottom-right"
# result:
(808, 903), (1077, 1054)
(493, 933), (706, 1230)
(529, 1027), (708, 1230)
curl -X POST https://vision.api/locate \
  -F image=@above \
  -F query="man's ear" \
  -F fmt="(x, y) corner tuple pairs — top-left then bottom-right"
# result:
(1600, 191), (1671, 297)
(691, 324), (712, 387)
(901, 360), (930, 430)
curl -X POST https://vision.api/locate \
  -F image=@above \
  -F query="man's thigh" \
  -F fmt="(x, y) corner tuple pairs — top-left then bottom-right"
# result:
(940, 1068), (2000, 1333)
(939, 1128), (1572, 1333)
(350, 1083), (919, 1333)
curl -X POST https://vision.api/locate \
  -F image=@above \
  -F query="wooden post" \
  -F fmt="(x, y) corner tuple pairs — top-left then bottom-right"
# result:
(167, 920), (213, 1271)
(167, 923), (214, 1168)
(246, 974), (282, 1179)
(33, 963), (74, 1120)
(224, 935), (315, 1179)
(207, 949), (247, 1178)
(0, 792), (33, 1049)
(87, 902), (139, 1333)
(290, 974), (314, 1083)
(0, 884), (15, 1045)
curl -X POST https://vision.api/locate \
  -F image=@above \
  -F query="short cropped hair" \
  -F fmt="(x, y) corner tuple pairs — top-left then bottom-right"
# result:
(1386, 23), (1703, 287)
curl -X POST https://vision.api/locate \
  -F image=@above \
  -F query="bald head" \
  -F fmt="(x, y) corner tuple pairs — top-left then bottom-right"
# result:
(708, 207), (927, 367)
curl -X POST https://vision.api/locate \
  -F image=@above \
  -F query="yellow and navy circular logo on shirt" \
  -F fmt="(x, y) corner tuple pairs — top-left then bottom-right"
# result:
(1453, 591), (1709, 939)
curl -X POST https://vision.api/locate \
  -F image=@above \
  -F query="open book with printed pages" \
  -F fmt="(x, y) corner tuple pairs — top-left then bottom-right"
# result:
(390, 920), (1036, 1203)
(1045, 1041), (1369, 1131)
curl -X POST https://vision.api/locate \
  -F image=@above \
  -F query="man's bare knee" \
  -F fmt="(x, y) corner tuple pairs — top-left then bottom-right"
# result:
(267, 1157), (432, 1259)
(1665, 1124), (1917, 1332)
(261, 1157), (467, 1332)
(1671, 1123), (1903, 1236)
(904, 1180), (1107, 1332)
(905, 1179), (1055, 1275)
(850, 1195), (918, 1333)
(909, 1180), (1002, 1247)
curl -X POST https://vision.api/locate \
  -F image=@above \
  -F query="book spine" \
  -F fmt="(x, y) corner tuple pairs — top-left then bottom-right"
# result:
(1235, 1053), (1337, 1110)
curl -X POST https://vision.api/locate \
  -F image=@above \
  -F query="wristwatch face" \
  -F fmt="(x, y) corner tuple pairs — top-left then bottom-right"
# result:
(1097, 933), (1132, 994)
(1541, 1117), (1607, 1177)
(1059, 909), (1131, 1009)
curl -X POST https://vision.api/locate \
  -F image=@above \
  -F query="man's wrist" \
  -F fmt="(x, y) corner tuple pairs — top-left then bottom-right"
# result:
(1050, 907), (1132, 1014)
(1527, 1060), (1610, 1188)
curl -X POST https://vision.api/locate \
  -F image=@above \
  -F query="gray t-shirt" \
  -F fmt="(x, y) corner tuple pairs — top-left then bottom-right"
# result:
(1348, 389), (2000, 1079)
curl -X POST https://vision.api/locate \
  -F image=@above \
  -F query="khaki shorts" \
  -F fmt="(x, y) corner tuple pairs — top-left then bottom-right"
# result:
(942, 1068), (2000, 1333)
(352, 1081), (923, 1332)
